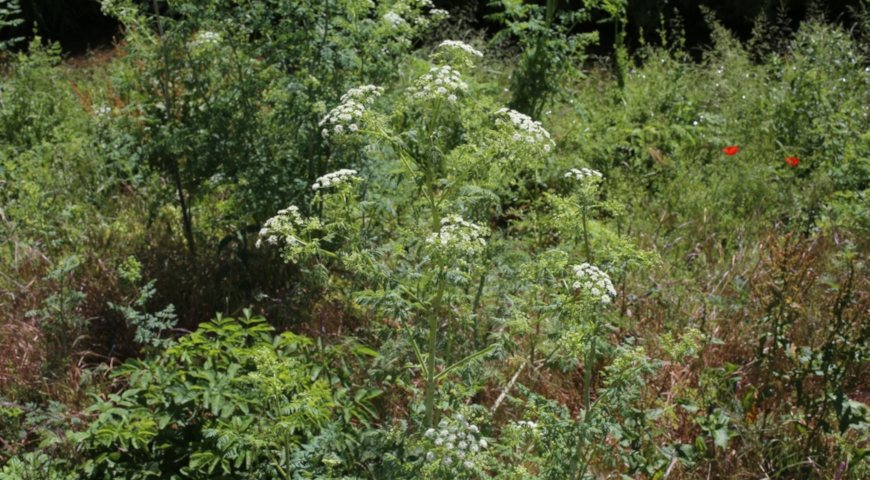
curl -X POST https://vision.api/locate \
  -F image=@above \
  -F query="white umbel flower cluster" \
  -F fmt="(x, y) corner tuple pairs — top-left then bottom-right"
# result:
(190, 31), (221, 47)
(340, 85), (384, 104)
(438, 40), (483, 57)
(407, 65), (468, 102)
(312, 169), (359, 190)
(424, 414), (486, 471)
(506, 419), (546, 438)
(565, 168), (603, 181)
(426, 215), (488, 257)
(572, 263), (617, 304)
(384, 11), (406, 27)
(494, 108), (555, 152)
(256, 206), (305, 249)
(320, 85), (382, 138)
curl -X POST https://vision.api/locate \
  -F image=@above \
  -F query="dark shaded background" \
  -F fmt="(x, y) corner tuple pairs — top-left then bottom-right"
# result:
(1, 0), (864, 56)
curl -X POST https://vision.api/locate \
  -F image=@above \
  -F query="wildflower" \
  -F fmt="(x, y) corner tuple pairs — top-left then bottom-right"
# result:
(723, 146), (740, 155)
(464, 460), (474, 470)
(446, 442), (454, 450)
(438, 420), (448, 429)
(189, 31), (221, 47)
(564, 168), (603, 181)
(258, 206), (305, 249)
(384, 11), (405, 27)
(435, 437), (444, 446)
(425, 428), (436, 437)
(494, 108), (555, 151)
(785, 157), (799, 167)
(426, 451), (436, 462)
(479, 439), (487, 449)
(443, 456), (453, 466)
(468, 425), (479, 434)
(458, 441), (468, 450)
(320, 85), (383, 138)
(438, 40), (484, 57)
(407, 65), (467, 101)
(312, 169), (359, 191)
(425, 215), (489, 257)
(572, 263), (616, 303)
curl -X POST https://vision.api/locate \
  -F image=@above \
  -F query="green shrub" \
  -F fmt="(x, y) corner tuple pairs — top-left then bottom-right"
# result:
(81, 311), (380, 479)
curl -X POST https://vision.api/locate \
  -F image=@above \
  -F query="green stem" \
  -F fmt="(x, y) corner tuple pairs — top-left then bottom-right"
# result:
(471, 272), (486, 350)
(581, 206), (591, 263)
(583, 338), (595, 422)
(424, 276), (447, 428)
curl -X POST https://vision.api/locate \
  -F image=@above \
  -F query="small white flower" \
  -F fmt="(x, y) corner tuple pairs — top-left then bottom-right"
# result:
(438, 420), (448, 429)
(384, 10), (405, 27)
(464, 460), (474, 470)
(479, 439), (487, 449)
(565, 168), (604, 181)
(572, 263), (616, 304)
(443, 456), (452, 466)
(426, 451), (436, 462)
(435, 437), (444, 446)
(425, 428), (436, 437)
(438, 40), (483, 57)
(446, 442), (454, 450)
(469, 425), (479, 434)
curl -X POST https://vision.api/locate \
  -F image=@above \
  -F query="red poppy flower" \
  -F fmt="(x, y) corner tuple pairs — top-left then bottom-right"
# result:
(785, 157), (799, 167)
(723, 146), (740, 155)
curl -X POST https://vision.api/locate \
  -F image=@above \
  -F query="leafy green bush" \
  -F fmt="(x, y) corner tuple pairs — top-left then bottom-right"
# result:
(81, 311), (380, 479)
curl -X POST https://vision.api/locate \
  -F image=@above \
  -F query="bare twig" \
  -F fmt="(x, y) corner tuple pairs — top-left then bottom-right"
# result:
(491, 361), (526, 414)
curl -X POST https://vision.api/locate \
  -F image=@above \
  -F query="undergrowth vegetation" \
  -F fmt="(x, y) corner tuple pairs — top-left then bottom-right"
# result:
(1, 0), (869, 479)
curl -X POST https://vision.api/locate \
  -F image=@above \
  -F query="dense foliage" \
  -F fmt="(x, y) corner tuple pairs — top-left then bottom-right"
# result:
(2, 1), (870, 479)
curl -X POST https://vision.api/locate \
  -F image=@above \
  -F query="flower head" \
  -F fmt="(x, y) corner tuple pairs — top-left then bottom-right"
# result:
(723, 146), (740, 155)
(494, 108), (555, 153)
(320, 85), (384, 138)
(572, 263), (616, 304)
(312, 169), (359, 191)
(438, 40), (483, 57)
(564, 168), (603, 181)
(257, 205), (305, 249)
(426, 215), (489, 257)
(407, 65), (467, 101)
(785, 157), (799, 167)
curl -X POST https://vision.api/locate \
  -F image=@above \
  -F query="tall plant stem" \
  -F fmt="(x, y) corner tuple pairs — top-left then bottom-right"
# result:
(152, 0), (195, 256)
(424, 278), (447, 428)
(583, 339), (596, 422)
(582, 206), (591, 263)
